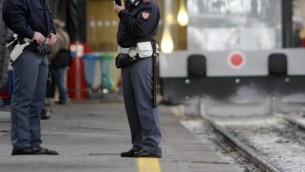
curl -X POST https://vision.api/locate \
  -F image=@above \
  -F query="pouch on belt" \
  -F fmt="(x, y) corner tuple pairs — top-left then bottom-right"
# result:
(137, 42), (153, 58)
(116, 54), (139, 69)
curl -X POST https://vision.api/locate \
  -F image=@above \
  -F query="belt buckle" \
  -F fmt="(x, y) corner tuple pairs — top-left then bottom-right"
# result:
(128, 47), (137, 58)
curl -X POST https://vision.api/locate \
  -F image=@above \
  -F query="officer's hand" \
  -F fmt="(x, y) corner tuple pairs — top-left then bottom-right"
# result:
(48, 33), (57, 45)
(114, 0), (125, 14)
(33, 32), (46, 44)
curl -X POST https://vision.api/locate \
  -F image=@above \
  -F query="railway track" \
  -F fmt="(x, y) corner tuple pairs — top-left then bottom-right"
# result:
(202, 115), (283, 172)
(202, 113), (305, 172)
(280, 115), (305, 130)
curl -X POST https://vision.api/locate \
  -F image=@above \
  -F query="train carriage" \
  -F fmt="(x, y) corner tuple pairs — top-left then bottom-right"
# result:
(160, 0), (305, 114)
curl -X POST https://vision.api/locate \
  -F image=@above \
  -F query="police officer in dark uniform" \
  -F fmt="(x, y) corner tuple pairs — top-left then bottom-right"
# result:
(114, 0), (162, 158)
(2, 0), (59, 155)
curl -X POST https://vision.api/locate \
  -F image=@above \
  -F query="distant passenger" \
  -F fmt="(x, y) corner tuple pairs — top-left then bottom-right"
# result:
(293, 21), (304, 48)
(50, 19), (70, 105)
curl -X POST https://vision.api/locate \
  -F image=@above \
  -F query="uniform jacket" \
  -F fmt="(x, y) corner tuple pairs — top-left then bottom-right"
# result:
(117, 0), (160, 48)
(2, 0), (55, 39)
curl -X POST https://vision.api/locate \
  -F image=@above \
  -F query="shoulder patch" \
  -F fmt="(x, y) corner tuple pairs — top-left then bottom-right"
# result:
(142, 12), (150, 19)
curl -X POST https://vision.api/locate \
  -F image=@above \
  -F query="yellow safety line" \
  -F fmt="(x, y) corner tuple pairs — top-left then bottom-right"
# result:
(138, 158), (161, 172)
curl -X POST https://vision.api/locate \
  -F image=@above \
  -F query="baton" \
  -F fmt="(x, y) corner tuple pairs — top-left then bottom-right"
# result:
(152, 40), (157, 108)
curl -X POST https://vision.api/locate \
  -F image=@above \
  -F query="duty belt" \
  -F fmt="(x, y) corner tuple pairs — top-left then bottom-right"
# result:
(117, 41), (154, 58)
(117, 46), (138, 57)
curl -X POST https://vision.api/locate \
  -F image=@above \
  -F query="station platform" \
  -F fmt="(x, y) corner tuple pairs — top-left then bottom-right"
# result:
(0, 100), (236, 172)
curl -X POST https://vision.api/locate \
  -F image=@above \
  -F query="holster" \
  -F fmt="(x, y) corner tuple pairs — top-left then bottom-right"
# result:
(115, 54), (140, 69)
(6, 34), (18, 48)
(8, 35), (32, 62)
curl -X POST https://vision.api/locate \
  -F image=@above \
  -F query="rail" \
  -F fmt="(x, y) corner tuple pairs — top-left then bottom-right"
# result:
(202, 115), (283, 172)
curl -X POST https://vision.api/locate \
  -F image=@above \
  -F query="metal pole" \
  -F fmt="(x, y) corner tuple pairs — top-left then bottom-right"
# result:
(282, 0), (293, 48)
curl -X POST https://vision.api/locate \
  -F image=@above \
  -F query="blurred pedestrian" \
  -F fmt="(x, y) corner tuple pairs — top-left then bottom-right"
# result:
(114, 0), (162, 158)
(49, 19), (70, 105)
(3, 0), (59, 155)
(40, 68), (54, 120)
(293, 21), (303, 47)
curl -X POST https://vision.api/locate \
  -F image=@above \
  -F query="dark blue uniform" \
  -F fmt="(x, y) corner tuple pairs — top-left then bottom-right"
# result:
(117, 0), (160, 47)
(2, 0), (56, 154)
(3, 0), (55, 51)
(117, 0), (162, 157)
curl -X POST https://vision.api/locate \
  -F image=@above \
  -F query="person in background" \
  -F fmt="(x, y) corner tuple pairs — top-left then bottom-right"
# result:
(293, 20), (304, 48)
(40, 69), (54, 120)
(2, 0), (59, 155)
(50, 19), (70, 105)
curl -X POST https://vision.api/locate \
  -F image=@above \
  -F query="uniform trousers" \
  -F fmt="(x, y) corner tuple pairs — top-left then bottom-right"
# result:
(121, 56), (162, 156)
(10, 49), (48, 151)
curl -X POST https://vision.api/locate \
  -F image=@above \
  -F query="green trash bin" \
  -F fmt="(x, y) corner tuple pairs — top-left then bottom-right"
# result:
(99, 53), (115, 91)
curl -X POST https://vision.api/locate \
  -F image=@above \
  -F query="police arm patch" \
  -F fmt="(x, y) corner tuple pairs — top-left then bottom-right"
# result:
(142, 12), (150, 20)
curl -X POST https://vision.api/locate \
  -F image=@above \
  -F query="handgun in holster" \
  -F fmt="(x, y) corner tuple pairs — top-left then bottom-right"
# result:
(6, 34), (32, 62)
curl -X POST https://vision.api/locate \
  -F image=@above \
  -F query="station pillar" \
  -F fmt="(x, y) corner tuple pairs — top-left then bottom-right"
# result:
(66, 0), (88, 99)
(67, 42), (88, 99)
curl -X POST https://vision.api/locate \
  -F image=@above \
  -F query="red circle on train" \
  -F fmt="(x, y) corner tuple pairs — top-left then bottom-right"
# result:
(231, 54), (243, 66)
(227, 51), (246, 69)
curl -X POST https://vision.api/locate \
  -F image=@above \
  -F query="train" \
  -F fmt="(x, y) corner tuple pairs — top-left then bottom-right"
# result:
(159, 0), (305, 114)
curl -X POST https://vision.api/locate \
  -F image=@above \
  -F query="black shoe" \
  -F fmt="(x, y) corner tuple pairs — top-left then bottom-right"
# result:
(120, 146), (142, 157)
(133, 150), (162, 158)
(55, 101), (66, 105)
(40, 110), (51, 120)
(12, 147), (59, 156)
(12, 147), (35, 155)
(32, 146), (59, 155)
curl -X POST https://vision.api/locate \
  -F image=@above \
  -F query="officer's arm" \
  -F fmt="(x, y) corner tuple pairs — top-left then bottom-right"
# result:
(2, 0), (34, 39)
(118, 7), (155, 37)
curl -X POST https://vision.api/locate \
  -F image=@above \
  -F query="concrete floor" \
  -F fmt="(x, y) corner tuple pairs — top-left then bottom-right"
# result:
(0, 100), (236, 172)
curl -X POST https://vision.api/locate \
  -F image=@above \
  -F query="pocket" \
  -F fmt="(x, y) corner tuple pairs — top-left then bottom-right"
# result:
(137, 42), (153, 58)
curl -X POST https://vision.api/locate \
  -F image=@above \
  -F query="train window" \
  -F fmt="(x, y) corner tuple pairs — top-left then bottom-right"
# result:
(187, 0), (281, 51)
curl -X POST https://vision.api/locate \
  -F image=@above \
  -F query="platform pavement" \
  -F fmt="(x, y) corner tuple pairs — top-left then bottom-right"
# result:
(0, 100), (237, 172)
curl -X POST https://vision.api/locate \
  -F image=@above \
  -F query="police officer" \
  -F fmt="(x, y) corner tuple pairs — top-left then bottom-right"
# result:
(114, 0), (162, 158)
(2, 0), (59, 155)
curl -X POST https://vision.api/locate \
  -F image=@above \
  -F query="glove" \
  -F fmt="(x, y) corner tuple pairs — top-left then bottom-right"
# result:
(36, 44), (52, 56)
